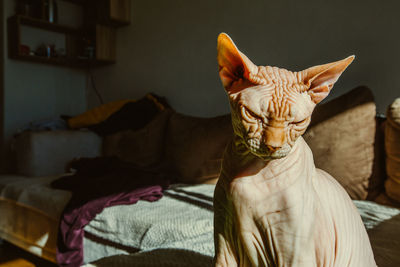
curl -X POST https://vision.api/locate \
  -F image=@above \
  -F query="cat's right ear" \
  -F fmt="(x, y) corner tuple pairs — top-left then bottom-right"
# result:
(302, 56), (355, 104)
(217, 33), (258, 92)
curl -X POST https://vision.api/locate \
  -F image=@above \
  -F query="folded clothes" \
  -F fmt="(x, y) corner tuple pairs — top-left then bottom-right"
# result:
(67, 93), (170, 136)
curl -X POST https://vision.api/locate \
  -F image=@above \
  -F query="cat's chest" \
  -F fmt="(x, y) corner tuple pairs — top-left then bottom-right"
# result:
(220, 137), (317, 228)
(227, 172), (311, 224)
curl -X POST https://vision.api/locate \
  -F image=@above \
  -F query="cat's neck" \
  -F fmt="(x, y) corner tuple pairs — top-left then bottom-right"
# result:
(221, 136), (312, 183)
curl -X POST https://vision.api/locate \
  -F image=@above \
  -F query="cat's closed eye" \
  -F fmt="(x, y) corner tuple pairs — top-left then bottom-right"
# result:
(240, 106), (260, 122)
(293, 118), (308, 124)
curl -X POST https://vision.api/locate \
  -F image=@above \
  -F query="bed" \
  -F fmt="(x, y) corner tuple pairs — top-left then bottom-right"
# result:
(1, 175), (400, 267)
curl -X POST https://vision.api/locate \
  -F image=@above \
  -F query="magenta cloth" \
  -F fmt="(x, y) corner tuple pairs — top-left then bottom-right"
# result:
(51, 157), (169, 267)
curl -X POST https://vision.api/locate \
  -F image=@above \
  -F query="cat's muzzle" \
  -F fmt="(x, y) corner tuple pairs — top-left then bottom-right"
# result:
(246, 138), (291, 160)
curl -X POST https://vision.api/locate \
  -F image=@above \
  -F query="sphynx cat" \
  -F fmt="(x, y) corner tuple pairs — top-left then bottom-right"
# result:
(213, 33), (376, 267)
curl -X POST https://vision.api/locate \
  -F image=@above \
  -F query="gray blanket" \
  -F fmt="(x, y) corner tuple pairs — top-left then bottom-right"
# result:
(84, 185), (400, 267)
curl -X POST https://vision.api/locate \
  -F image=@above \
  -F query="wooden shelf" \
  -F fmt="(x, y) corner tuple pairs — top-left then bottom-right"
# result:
(98, 0), (131, 26)
(8, 0), (130, 69)
(9, 54), (114, 68)
(62, 0), (87, 4)
(16, 15), (82, 34)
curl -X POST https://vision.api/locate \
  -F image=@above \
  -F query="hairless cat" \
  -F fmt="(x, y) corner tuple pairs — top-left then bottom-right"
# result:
(213, 33), (376, 267)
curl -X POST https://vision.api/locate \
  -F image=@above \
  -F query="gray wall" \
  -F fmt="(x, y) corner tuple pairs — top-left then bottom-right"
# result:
(90, 0), (400, 117)
(2, 0), (87, 171)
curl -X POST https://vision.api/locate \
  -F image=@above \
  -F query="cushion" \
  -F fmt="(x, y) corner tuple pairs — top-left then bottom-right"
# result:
(303, 86), (377, 200)
(103, 109), (172, 167)
(384, 98), (400, 203)
(164, 113), (233, 184)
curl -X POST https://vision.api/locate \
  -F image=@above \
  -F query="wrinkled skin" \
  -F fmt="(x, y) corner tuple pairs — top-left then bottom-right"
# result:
(213, 33), (376, 267)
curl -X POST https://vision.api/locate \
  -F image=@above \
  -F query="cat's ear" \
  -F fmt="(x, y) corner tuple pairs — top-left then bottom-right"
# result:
(217, 33), (258, 92)
(302, 56), (355, 104)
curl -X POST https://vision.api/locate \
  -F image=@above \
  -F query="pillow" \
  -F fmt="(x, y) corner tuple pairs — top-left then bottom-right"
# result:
(303, 86), (377, 200)
(384, 98), (400, 203)
(103, 109), (172, 167)
(164, 113), (233, 184)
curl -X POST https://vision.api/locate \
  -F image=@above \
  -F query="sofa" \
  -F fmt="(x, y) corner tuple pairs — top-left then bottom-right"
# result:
(0, 87), (400, 266)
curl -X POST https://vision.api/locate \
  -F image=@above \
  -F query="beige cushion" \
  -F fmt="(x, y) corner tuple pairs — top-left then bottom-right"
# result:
(165, 113), (233, 184)
(103, 110), (172, 167)
(384, 98), (400, 202)
(304, 86), (377, 200)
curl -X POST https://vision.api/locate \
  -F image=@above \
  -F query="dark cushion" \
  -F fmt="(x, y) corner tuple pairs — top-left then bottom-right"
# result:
(103, 109), (172, 167)
(164, 112), (233, 184)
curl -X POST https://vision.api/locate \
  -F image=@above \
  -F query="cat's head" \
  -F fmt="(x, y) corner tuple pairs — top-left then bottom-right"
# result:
(217, 33), (354, 160)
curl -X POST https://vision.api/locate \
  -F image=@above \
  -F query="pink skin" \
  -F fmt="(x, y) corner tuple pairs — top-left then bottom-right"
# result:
(213, 33), (376, 267)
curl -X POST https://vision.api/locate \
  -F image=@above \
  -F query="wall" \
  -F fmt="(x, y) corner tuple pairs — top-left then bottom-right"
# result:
(2, 0), (87, 171)
(90, 0), (400, 117)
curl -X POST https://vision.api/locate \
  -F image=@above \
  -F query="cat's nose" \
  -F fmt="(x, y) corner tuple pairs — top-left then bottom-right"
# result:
(264, 128), (286, 150)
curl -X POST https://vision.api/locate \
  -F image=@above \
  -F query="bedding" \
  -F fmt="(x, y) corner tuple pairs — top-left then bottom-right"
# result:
(0, 175), (142, 263)
(1, 176), (400, 266)
(85, 186), (400, 267)
(51, 157), (169, 267)
(0, 175), (71, 262)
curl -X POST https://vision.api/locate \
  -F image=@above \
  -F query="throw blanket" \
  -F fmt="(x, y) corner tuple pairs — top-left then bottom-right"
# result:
(51, 157), (169, 267)
(81, 187), (400, 267)
(83, 183), (216, 266)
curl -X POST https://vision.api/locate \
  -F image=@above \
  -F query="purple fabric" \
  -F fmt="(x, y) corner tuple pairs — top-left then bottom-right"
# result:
(51, 157), (169, 267)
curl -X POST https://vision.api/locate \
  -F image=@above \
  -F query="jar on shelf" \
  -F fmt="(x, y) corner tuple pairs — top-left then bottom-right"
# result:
(44, 0), (58, 23)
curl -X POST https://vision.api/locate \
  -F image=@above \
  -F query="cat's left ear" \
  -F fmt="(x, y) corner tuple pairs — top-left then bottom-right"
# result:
(217, 33), (258, 92)
(302, 56), (355, 104)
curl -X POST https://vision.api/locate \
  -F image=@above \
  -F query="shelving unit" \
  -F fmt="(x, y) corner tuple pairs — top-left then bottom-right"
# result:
(7, 0), (130, 68)
(95, 0), (131, 26)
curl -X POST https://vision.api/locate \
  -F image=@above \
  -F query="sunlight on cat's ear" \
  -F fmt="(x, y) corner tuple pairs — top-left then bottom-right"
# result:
(302, 56), (355, 104)
(217, 33), (258, 92)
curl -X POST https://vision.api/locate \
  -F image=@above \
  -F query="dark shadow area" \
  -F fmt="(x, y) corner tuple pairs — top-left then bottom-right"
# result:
(367, 115), (387, 200)
(171, 187), (214, 202)
(367, 213), (400, 266)
(164, 191), (213, 211)
(84, 232), (140, 254)
(89, 248), (213, 267)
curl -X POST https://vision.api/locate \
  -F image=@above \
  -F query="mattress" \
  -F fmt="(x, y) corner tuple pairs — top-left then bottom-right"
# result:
(1, 175), (400, 266)
(0, 175), (70, 262)
(0, 175), (131, 263)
